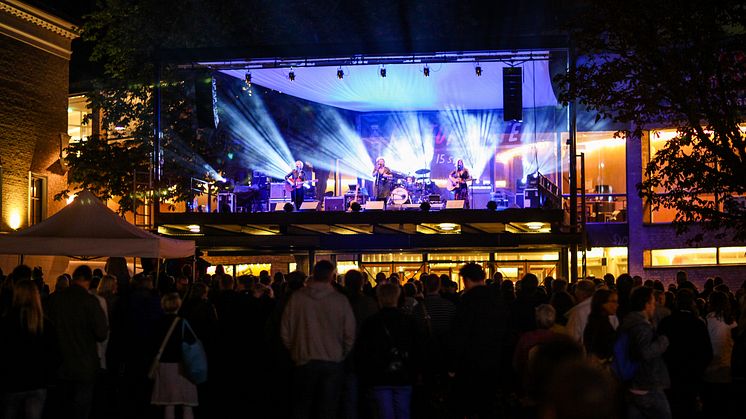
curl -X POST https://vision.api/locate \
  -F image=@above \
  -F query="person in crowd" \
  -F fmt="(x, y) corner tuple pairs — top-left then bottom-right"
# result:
(538, 361), (620, 419)
(46, 265), (108, 419)
(400, 282), (419, 315)
(514, 304), (560, 378)
(151, 293), (199, 419)
(0, 279), (59, 419)
(180, 282), (218, 351)
(583, 289), (619, 365)
(701, 291), (737, 418)
(549, 291), (574, 332)
(341, 269), (378, 419)
(619, 286), (671, 419)
(566, 280), (600, 343)
(658, 288), (712, 419)
(501, 279), (516, 302)
(616, 274), (635, 321)
(652, 290), (672, 326)
(281, 261), (356, 419)
(525, 337), (586, 407)
(175, 276), (190, 299)
(603, 273), (616, 290)
(357, 283), (421, 419)
(511, 273), (548, 333)
(54, 274), (70, 293)
(701, 278), (715, 301)
(116, 274), (164, 418)
(448, 263), (509, 418)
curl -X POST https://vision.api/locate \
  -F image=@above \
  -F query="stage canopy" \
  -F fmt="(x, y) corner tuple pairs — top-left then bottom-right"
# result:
(214, 52), (558, 112)
(0, 191), (195, 258)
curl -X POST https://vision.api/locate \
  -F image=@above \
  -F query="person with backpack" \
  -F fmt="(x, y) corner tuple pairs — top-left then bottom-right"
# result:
(618, 286), (671, 419)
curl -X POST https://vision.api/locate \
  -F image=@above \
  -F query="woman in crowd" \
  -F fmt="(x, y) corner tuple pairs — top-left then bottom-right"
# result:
(151, 293), (199, 419)
(0, 280), (58, 419)
(702, 291), (737, 418)
(583, 289), (619, 365)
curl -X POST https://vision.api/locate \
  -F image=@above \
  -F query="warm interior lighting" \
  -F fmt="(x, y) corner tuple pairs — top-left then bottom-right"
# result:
(187, 224), (201, 233)
(494, 180), (507, 188)
(66, 194), (77, 205)
(8, 212), (22, 230)
(525, 222), (544, 230)
(438, 223), (458, 231)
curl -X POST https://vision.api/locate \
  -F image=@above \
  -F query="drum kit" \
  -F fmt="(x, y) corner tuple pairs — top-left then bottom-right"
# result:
(388, 168), (440, 205)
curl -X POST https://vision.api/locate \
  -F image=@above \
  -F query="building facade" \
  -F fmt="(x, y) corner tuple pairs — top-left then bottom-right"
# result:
(0, 0), (77, 232)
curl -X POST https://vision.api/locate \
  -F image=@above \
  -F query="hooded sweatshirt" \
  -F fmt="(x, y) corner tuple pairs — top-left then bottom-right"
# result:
(619, 311), (670, 391)
(281, 282), (356, 366)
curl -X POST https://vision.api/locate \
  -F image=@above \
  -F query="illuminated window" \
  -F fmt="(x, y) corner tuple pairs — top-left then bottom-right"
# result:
(647, 248), (717, 267)
(67, 95), (91, 143)
(575, 247), (628, 278)
(717, 247), (746, 265)
(494, 251), (559, 261)
(29, 175), (46, 226)
(361, 253), (422, 263)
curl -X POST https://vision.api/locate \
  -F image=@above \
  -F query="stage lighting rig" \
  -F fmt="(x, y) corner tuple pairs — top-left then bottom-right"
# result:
(288, 68), (295, 81)
(244, 71), (251, 86)
(337, 68), (344, 79)
(380, 66), (386, 78)
(423, 65), (430, 77)
(475, 65), (482, 77)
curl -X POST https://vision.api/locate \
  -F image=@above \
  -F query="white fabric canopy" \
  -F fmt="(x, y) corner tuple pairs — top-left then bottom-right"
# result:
(0, 191), (195, 258)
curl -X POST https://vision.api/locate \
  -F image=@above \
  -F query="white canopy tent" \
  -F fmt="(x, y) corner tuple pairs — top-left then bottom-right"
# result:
(0, 190), (195, 258)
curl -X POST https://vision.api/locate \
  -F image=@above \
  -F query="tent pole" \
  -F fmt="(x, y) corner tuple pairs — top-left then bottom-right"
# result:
(155, 258), (161, 288)
(133, 257), (137, 276)
(192, 253), (197, 284)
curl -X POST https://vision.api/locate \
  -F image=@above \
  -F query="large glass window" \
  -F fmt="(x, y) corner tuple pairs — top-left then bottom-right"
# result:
(562, 132), (627, 223)
(575, 247), (628, 278)
(645, 246), (746, 267)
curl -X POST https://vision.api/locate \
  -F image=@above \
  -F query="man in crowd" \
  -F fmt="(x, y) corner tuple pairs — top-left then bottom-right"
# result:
(281, 260), (356, 419)
(448, 263), (509, 418)
(619, 286), (671, 419)
(47, 265), (108, 419)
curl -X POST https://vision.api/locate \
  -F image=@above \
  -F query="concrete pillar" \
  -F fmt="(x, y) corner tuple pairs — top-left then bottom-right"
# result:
(626, 129), (645, 277)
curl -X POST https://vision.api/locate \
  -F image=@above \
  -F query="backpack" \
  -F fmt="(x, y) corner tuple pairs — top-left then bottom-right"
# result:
(611, 331), (639, 382)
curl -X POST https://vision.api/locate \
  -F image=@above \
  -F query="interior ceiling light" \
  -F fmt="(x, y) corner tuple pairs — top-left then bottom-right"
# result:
(526, 222), (544, 231)
(423, 65), (430, 77)
(187, 224), (201, 233)
(438, 223), (458, 231)
(288, 69), (295, 81)
(337, 68), (344, 79)
(380, 67), (387, 78)
(475, 65), (482, 77)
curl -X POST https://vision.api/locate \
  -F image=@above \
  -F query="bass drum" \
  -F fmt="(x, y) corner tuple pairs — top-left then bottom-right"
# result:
(389, 187), (409, 205)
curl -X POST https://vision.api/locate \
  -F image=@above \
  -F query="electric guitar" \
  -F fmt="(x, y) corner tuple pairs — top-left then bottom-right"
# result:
(348, 183), (360, 210)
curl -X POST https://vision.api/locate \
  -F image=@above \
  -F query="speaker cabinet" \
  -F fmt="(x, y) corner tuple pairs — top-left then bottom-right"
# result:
(365, 201), (385, 211)
(503, 67), (523, 121)
(445, 200), (465, 209)
(323, 196), (345, 211)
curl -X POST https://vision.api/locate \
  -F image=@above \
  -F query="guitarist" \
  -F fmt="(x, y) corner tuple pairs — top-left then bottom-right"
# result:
(284, 160), (307, 210)
(448, 159), (471, 208)
(372, 157), (393, 202)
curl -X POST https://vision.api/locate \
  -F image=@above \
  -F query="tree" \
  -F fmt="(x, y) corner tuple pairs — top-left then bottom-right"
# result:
(558, 0), (746, 240)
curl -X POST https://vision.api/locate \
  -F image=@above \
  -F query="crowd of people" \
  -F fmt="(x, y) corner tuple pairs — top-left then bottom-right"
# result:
(0, 261), (745, 419)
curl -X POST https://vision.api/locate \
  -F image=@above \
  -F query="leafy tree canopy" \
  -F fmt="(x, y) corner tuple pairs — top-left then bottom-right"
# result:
(557, 0), (746, 240)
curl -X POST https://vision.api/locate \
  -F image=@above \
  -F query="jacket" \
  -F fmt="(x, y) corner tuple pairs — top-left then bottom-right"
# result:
(619, 311), (670, 390)
(658, 310), (712, 389)
(281, 282), (356, 366)
(0, 314), (59, 392)
(47, 284), (108, 382)
(356, 307), (421, 386)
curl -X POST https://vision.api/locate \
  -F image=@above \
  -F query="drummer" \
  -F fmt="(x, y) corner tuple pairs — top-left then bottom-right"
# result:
(372, 157), (393, 201)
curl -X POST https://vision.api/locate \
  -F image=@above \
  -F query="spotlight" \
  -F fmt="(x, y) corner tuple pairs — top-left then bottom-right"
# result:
(350, 202), (361, 212)
(486, 200), (498, 211)
(380, 67), (386, 78)
(244, 71), (251, 86)
(423, 66), (430, 77)
(283, 202), (294, 212)
(475, 65), (482, 77)
(337, 68), (344, 79)
(288, 69), (295, 81)
(419, 201), (431, 211)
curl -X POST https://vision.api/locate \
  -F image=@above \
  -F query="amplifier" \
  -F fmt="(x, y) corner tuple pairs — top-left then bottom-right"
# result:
(324, 196), (346, 211)
(270, 182), (288, 199)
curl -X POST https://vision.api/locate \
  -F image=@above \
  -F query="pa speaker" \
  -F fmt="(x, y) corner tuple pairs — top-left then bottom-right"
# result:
(299, 201), (319, 211)
(503, 67), (523, 121)
(445, 200), (465, 209)
(365, 201), (385, 211)
(194, 73), (217, 128)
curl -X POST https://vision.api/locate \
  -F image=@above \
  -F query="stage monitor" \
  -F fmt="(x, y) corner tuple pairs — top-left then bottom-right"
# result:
(445, 200), (465, 209)
(365, 201), (385, 211)
(299, 201), (319, 211)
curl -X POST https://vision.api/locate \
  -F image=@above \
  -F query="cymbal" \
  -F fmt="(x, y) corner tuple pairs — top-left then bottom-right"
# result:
(415, 168), (431, 175)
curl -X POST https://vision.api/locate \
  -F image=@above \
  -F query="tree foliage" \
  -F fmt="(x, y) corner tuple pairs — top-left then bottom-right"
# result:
(557, 0), (746, 240)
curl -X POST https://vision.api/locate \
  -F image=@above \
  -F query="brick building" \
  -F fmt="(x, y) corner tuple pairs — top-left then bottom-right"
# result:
(0, 0), (77, 232)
